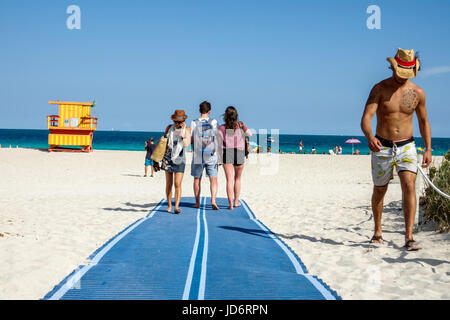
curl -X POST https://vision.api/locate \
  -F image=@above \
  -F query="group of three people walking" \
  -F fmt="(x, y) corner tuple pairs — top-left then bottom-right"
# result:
(156, 101), (252, 214)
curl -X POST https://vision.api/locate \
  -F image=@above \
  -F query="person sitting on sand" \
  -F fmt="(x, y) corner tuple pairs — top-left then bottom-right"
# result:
(161, 110), (191, 214)
(144, 138), (156, 177)
(190, 101), (219, 210)
(360, 48), (432, 251)
(311, 147), (317, 154)
(217, 106), (252, 210)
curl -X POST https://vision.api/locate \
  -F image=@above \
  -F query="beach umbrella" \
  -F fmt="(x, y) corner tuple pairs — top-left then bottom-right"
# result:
(345, 138), (361, 154)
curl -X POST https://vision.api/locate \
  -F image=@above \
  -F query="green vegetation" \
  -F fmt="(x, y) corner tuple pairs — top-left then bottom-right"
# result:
(420, 150), (450, 232)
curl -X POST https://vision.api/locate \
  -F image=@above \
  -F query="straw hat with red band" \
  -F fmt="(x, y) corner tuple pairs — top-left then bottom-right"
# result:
(170, 109), (188, 121)
(387, 48), (420, 79)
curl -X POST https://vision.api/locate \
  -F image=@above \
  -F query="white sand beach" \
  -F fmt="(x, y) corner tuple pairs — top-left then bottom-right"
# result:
(0, 148), (448, 300)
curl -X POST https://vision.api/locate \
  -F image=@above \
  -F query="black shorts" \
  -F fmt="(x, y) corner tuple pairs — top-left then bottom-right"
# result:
(222, 148), (245, 166)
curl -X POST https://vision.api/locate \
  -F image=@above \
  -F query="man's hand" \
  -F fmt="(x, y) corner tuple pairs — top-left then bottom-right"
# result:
(368, 136), (383, 152)
(422, 150), (432, 168)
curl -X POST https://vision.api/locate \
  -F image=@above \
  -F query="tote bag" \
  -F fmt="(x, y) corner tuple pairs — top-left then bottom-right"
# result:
(151, 136), (168, 162)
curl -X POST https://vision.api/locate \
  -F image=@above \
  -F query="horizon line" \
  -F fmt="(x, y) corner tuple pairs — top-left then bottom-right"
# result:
(1, 127), (450, 139)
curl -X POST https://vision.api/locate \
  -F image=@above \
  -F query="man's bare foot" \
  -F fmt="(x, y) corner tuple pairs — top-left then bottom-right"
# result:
(234, 201), (241, 207)
(370, 235), (383, 244)
(211, 203), (219, 210)
(227, 205), (233, 210)
(165, 207), (172, 213)
(405, 239), (421, 251)
(174, 208), (182, 214)
(193, 203), (200, 209)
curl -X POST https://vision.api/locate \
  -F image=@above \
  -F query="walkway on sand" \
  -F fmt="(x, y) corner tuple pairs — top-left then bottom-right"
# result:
(44, 197), (340, 300)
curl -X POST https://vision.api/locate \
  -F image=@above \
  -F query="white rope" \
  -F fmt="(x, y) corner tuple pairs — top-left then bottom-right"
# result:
(417, 165), (450, 200)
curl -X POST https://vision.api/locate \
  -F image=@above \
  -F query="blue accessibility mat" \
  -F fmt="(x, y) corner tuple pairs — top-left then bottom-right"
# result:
(43, 197), (340, 300)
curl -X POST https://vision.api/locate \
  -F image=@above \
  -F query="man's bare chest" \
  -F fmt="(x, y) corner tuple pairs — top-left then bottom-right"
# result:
(380, 87), (419, 115)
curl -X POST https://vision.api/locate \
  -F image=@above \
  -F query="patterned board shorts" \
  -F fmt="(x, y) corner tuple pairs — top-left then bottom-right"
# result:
(371, 141), (418, 186)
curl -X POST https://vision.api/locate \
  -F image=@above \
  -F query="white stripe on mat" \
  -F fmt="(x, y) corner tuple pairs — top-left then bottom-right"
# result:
(182, 197), (204, 300)
(198, 197), (209, 300)
(48, 199), (165, 300)
(241, 200), (336, 300)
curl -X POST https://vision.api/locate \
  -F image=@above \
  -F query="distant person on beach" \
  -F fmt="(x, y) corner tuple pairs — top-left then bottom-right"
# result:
(311, 147), (317, 154)
(190, 101), (219, 210)
(338, 146), (343, 155)
(245, 137), (251, 157)
(144, 138), (156, 177)
(361, 48), (432, 251)
(217, 106), (252, 210)
(299, 140), (303, 154)
(161, 110), (192, 214)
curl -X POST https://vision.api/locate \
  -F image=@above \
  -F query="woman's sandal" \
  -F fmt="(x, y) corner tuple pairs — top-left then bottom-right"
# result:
(404, 240), (421, 251)
(370, 235), (383, 244)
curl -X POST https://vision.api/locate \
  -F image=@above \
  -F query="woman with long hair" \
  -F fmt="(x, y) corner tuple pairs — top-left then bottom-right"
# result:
(217, 106), (252, 210)
(161, 110), (191, 214)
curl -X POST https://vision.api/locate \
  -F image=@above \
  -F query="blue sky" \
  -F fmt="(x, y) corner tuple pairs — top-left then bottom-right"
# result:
(1, 0), (449, 136)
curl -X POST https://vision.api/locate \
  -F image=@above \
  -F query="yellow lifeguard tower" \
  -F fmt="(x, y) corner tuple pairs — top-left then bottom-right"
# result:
(47, 101), (98, 152)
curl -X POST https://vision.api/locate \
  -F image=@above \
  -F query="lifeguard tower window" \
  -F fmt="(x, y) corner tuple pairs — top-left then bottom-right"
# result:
(64, 119), (69, 127)
(70, 117), (79, 128)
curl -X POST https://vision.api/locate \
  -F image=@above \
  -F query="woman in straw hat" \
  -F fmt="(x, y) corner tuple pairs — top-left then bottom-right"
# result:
(161, 110), (191, 214)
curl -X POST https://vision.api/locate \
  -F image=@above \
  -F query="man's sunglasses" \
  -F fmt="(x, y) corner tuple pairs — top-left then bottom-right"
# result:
(174, 121), (184, 124)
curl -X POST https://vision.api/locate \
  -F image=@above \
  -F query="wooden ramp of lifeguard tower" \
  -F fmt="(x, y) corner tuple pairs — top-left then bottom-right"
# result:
(47, 101), (98, 152)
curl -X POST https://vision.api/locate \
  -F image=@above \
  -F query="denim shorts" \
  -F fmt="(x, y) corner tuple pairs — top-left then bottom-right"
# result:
(191, 162), (218, 178)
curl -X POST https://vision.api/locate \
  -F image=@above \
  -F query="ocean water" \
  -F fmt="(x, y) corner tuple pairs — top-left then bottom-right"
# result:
(0, 129), (449, 156)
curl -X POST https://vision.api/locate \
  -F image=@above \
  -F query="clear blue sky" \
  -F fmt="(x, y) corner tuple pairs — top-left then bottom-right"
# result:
(1, 0), (449, 136)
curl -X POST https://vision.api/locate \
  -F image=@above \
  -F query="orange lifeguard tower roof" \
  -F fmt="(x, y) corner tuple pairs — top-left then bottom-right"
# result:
(49, 101), (94, 106)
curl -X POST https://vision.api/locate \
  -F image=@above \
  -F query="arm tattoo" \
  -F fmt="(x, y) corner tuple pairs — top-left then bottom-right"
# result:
(402, 88), (420, 109)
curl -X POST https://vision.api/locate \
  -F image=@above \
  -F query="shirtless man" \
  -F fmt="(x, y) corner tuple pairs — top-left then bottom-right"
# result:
(360, 48), (432, 251)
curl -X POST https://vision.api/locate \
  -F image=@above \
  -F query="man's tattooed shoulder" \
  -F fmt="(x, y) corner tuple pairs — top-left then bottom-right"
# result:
(366, 85), (381, 105)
